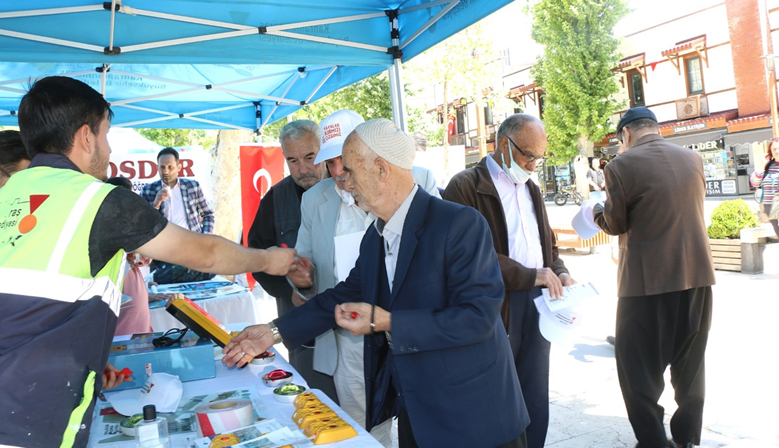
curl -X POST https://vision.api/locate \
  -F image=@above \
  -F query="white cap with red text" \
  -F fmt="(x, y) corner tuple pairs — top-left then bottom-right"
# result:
(315, 109), (365, 164)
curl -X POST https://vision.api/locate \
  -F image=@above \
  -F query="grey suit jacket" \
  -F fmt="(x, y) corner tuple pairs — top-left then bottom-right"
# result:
(295, 167), (440, 374)
(593, 133), (715, 297)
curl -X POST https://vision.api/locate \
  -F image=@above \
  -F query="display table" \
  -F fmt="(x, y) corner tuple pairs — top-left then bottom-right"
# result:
(148, 277), (256, 332)
(88, 338), (382, 448)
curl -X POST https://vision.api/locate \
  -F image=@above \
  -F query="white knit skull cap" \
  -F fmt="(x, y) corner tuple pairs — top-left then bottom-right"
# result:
(353, 118), (415, 170)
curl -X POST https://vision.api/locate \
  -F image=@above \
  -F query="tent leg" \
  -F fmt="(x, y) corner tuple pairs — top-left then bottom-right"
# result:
(387, 61), (408, 132)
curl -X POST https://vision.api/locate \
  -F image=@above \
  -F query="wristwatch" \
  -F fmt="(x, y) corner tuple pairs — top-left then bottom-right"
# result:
(268, 320), (283, 345)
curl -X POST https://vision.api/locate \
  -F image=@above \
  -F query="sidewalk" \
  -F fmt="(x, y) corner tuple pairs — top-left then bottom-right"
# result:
(253, 202), (779, 447)
(546, 246), (779, 447)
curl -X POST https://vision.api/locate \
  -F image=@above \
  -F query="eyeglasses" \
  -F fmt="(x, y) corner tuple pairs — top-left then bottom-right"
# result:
(506, 135), (544, 163)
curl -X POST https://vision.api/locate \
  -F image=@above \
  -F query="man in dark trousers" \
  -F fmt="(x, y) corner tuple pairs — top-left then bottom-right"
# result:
(246, 119), (339, 403)
(444, 113), (573, 448)
(224, 119), (530, 448)
(593, 107), (715, 448)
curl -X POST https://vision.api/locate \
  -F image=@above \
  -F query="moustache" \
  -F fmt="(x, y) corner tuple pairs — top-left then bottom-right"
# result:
(296, 173), (319, 181)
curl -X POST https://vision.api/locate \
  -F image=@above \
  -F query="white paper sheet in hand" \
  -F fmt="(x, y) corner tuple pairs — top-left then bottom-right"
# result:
(334, 231), (364, 282)
(571, 200), (604, 240)
(542, 281), (600, 312)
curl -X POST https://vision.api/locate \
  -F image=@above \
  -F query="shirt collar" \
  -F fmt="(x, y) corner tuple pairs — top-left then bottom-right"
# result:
(485, 154), (513, 186)
(375, 184), (418, 239)
(28, 153), (82, 173)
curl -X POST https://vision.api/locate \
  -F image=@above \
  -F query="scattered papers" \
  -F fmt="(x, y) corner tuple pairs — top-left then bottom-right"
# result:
(193, 420), (313, 448)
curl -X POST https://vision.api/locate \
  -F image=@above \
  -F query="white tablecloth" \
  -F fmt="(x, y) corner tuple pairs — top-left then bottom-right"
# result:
(89, 335), (382, 448)
(148, 278), (256, 331)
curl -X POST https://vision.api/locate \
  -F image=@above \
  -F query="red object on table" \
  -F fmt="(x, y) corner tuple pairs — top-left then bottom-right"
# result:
(105, 367), (133, 377)
(280, 243), (288, 248)
(351, 312), (359, 319)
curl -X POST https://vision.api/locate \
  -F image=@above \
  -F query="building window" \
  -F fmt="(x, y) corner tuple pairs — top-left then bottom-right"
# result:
(628, 70), (645, 107)
(685, 56), (704, 95)
(456, 107), (466, 134)
(484, 103), (493, 126)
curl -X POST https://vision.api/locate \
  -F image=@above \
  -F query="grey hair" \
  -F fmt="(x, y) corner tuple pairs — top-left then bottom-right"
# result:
(278, 119), (322, 151)
(497, 113), (543, 142)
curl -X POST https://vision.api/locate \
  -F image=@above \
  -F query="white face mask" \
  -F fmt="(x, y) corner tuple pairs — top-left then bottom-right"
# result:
(501, 146), (532, 184)
(337, 187), (355, 206)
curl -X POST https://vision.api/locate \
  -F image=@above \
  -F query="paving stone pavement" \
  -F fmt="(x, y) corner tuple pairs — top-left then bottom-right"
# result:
(255, 197), (779, 448)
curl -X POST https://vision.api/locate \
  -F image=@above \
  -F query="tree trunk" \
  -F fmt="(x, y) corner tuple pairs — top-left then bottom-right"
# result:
(211, 129), (254, 242)
(443, 79), (450, 179)
(475, 98), (487, 159)
(573, 134), (593, 199)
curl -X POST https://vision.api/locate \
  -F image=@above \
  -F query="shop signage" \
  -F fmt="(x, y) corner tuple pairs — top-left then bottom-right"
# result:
(674, 122), (707, 133)
(107, 150), (212, 196)
(706, 179), (737, 196)
(683, 140), (719, 151)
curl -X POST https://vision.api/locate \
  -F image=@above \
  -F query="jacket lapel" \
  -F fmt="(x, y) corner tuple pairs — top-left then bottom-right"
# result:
(319, 186), (340, 272)
(389, 189), (429, 304)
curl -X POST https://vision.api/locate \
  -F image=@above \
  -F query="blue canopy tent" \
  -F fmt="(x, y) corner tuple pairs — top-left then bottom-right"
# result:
(0, 0), (513, 131)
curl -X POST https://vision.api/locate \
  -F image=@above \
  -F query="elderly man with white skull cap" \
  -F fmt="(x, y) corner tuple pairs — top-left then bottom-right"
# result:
(223, 119), (529, 448)
(280, 110), (438, 446)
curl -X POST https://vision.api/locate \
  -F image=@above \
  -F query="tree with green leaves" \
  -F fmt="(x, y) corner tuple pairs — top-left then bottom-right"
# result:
(137, 128), (217, 150)
(531, 0), (628, 167)
(406, 21), (508, 173)
(260, 73), (392, 140)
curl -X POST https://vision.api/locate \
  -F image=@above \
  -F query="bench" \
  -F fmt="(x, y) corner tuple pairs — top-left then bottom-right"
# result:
(552, 227), (612, 254)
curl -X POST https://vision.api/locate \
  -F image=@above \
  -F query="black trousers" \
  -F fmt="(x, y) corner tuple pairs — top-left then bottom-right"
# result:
(398, 407), (528, 448)
(615, 287), (712, 447)
(507, 289), (550, 448)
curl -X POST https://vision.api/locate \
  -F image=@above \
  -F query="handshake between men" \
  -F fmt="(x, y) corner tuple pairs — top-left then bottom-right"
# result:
(221, 253), (392, 369)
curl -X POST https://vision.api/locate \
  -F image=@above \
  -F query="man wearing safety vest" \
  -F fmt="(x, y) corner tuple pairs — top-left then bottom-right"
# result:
(0, 76), (297, 448)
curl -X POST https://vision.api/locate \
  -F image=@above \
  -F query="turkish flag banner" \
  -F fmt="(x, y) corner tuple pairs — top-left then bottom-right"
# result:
(240, 145), (285, 289)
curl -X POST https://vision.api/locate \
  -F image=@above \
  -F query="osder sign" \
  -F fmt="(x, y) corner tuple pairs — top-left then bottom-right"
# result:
(107, 151), (212, 196)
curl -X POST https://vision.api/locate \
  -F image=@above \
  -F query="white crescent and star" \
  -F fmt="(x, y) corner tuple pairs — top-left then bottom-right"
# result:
(253, 168), (272, 195)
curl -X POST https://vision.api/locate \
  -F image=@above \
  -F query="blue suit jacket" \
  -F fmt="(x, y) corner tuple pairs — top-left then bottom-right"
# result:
(277, 188), (529, 448)
(295, 168), (442, 375)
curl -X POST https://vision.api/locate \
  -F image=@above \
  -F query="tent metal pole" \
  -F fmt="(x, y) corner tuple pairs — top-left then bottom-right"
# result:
(0, 29), (103, 52)
(400, 0), (460, 50)
(99, 64), (109, 97)
(108, 0), (117, 53)
(399, 0), (455, 14)
(387, 12), (407, 131)
(0, 86), (27, 94)
(185, 116), (251, 130)
(263, 71), (302, 127)
(110, 86), (210, 106)
(122, 30), (258, 53)
(265, 12), (386, 31)
(388, 62), (408, 131)
(306, 66), (338, 104)
(213, 87), (302, 105)
(0, 5), (102, 19)
(265, 31), (388, 53)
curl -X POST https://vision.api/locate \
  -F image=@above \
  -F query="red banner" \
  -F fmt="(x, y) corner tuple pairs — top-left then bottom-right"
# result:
(240, 145), (285, 289)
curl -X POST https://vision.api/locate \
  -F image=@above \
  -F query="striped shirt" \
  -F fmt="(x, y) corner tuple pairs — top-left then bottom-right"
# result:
(751, 162), (779, 203)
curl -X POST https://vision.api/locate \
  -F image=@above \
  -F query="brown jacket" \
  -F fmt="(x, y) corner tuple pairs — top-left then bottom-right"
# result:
(593, 133), (715, 297)
(444, 157), (569, 328)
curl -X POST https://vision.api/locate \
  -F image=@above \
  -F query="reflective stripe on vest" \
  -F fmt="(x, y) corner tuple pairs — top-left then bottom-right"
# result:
(0, 166), (126, 315)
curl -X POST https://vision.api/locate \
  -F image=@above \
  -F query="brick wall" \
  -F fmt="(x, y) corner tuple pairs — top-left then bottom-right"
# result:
(726, 0), (772, 117)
